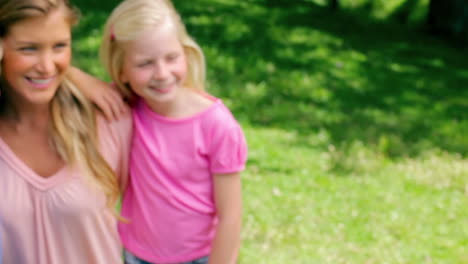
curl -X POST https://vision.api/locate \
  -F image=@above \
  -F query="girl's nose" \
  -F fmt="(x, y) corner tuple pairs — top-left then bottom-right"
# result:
(153, 62), (169, 80)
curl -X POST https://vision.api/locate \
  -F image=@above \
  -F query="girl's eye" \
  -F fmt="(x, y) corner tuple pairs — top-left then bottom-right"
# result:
(137, 60), (153, 67)
(167, 54), (179, 62)
(19, 46), (36, 52)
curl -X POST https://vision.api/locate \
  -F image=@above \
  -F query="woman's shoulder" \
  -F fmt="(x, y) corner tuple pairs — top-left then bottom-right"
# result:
(97, 109), (133, 140)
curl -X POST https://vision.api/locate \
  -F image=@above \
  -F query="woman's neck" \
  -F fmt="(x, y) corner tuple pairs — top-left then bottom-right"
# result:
(0, 100), (51, 132)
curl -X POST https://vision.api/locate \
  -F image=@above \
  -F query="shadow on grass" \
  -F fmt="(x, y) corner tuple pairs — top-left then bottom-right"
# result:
(72, 0), (468, 158)
(175, 0), (468, 157)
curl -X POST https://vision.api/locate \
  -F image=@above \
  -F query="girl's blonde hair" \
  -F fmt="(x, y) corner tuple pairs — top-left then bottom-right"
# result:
(0, 0), (121, 212)
(100, 0), (206, 100)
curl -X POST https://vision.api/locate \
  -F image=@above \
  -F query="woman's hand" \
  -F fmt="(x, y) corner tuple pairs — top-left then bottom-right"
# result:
(67, 67), (128, 121)
(89, 81), (128, 121)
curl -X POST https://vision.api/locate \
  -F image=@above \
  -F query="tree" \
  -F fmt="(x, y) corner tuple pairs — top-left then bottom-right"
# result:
(391, 0), (419, 25)
(329, 0), (339, 10)
(426, 0), (468, 43)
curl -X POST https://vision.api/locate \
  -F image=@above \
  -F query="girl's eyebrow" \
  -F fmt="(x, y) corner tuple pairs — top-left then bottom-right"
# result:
(133, 55), (154, 61)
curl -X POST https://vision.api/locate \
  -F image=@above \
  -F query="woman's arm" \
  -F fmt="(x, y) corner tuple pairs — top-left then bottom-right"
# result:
(208, 172), (242, 264)
(67, 67), (127, 121)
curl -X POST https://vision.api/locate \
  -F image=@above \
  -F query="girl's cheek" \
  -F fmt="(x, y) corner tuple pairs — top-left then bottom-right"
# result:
(140, 71), (154, 83)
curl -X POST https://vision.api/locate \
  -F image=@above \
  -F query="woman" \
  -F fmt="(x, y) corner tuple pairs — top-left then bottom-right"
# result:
(0, 0), (131, 263)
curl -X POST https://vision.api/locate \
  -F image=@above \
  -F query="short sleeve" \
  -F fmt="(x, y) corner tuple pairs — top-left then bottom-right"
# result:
(98, 109), (133, 191)
(113, 112), (133, 191)
(209, 122), (248, 174)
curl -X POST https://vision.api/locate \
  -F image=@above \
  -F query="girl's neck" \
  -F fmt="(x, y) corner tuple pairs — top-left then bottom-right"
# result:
(145, 89), (214, 119)
(145, 97), (180, 118)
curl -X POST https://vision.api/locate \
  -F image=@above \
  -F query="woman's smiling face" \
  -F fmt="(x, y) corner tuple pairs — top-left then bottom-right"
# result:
(1, 5), (72, 107)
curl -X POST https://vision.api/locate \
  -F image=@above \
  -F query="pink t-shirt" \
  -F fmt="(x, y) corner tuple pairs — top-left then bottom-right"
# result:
(0, 114), (132, 264)
(119, 98), (247, 263)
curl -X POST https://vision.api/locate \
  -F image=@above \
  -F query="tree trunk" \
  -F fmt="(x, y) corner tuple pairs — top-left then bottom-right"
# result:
(427, 0), (446, 33)
(329, 0), (339, 10)
(426, 0), (468, 43)
(392, 0), (418, 25)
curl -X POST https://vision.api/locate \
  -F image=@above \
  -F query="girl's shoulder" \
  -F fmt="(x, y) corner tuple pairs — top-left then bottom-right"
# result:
(182, 90), (218, 119)
(173, 90), (232, 124)
(196, 96), (244, 143)
(192, 95), (234, 125)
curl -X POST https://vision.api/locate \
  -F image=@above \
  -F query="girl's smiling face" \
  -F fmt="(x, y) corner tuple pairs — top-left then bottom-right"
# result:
(120, 21), (188, 109)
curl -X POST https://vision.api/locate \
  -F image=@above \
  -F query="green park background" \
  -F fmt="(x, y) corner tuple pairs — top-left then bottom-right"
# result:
(71, 0), (468, 263)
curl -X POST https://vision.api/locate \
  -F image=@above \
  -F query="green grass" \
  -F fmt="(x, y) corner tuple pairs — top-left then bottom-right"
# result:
(72, 0), (468, 263)
(241, 126), (467, 263)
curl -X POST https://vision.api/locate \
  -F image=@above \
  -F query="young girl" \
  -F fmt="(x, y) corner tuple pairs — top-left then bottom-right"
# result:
(75, 0), (248, 263)
(0, 0), (131, 263)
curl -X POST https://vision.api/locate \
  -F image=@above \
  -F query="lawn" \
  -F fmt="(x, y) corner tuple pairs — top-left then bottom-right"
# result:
(72, 0), (468, 263)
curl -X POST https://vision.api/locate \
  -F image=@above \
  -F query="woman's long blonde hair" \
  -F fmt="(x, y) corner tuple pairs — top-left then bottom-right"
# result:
(100, 0), (206, 100)
(0, 0), (121, 212)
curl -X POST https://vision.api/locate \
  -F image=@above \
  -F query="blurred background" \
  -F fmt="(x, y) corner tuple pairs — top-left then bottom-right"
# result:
(72, 0), (468, 263)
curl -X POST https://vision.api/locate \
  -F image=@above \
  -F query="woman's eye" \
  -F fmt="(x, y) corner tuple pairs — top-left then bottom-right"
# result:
(54, 43), (69, 49)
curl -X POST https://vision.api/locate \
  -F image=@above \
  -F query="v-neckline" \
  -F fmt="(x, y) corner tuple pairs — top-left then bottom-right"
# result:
(0, 135), (72, 191)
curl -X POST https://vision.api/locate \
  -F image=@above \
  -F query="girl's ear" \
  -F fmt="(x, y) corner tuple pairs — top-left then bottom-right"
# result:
(119, 69), (128, 83)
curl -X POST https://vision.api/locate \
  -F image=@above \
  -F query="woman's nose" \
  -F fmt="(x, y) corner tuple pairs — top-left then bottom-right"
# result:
(35, 52), (55, 76)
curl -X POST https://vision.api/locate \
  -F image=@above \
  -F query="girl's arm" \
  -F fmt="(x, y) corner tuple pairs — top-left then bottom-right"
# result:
(209, 172), (243, 264)
(67, 67), (127, 121)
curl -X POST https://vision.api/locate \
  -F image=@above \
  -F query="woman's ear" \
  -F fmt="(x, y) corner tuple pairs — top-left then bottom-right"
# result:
(0, 40), (4, 74)
(0, 42), (3, 58)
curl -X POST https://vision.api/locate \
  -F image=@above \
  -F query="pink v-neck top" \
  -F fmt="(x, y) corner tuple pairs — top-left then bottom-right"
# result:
(0, 114), (132, 264)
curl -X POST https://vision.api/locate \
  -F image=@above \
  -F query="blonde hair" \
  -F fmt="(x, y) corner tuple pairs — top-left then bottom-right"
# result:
(100, 0), (206, 100)
(0, 0), (121, 212)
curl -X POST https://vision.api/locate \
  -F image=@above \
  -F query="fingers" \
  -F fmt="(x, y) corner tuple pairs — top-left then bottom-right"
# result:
(95, 94), (115, 122)
(104, 89), (128, 121)
(81, 78), (128, 121)
(92, 89), (121, 121)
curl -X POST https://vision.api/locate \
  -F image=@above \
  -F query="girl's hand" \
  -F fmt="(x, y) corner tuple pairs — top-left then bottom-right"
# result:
(67, 67), (128, 121)
(209, 172), (242, 264)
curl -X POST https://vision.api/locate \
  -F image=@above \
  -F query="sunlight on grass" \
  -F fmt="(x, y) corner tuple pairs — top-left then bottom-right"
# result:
(395, 150), (468, 191)
(241, 125), (468, 264)
(388, 62), (420, 73)
(337, 0), (430, 23)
